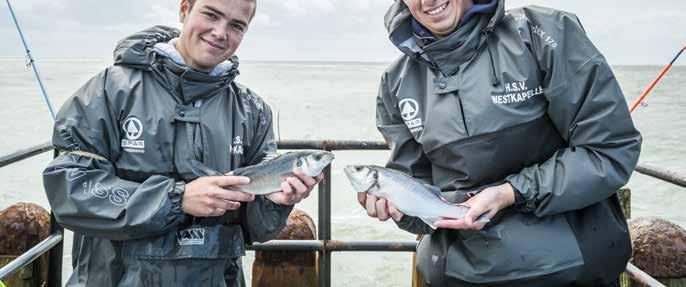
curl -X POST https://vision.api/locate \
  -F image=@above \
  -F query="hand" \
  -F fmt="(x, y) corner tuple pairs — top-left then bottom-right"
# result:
(266, 169), (324, 205)
(357, 193), (404, 222)
(434, 183), (515, 230)
(182, 175), (254, 217)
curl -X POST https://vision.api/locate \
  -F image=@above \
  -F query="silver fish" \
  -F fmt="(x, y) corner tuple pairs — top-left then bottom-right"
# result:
(343, 165), (489, 229)
(191, 150), (334, 195)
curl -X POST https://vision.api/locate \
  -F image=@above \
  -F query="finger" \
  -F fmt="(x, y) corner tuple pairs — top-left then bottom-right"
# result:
(213, 188), (255, 202)
(434, 219), (469, 229)
(267, 192), (288, 205)
(357, 192), (367, 207)
(316, 173), (325, 182)
(366, 194), (378, 217)
(287, 177), (308, 194)
(280, 180), (294, 195)
(376, 198), (389, 221)
(473, 208), (498, 230)
(387, 201), (404, 222)
(465, 203), (489, 228)
(208, 207), (227, 217)
(293, 170), (317, 187)
(211, 175), (250, 186)
(212, 199), (241, 211)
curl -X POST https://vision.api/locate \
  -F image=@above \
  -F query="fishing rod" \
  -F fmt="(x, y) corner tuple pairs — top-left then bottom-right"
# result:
(4, 0), (56, 120)
(629, 45), (686, 113)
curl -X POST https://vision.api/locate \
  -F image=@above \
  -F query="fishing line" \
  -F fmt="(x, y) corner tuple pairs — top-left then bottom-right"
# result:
(5, 0), (56, 121)
(629, 45), (686, 113)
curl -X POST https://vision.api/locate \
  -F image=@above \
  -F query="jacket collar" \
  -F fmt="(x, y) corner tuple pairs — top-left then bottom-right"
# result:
(385, 0), (505, 76)
(113, 26), (239, 104)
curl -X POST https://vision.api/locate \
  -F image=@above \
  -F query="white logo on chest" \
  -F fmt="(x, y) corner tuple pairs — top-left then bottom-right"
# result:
(399, 98), (424, 133)
(230, 136), (243, 155)
(491, 81), (543, 105)
(121, 117), (145, 153)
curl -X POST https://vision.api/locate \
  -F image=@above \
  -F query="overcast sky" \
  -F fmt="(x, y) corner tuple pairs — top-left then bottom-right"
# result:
(1, 0), (684, 65)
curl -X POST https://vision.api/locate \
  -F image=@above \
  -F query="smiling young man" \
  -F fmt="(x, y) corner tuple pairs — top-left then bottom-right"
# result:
(359, 0), (642, 286)
(42, 0), (322, 286)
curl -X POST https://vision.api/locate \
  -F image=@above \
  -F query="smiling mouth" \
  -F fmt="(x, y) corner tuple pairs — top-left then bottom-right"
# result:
(425, 1), (449, 16)
(202, 38), (226, 50)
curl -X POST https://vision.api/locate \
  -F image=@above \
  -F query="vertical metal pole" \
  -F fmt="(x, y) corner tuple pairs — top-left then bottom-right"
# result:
(318, 164), (332, 287)
(47, 150), (63, 287)
(47, 215), (63, 287)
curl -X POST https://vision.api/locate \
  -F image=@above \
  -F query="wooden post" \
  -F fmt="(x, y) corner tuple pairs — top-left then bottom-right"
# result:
(618, 187), (631, 219)
(622, 217), (686, 287)
(252, 208), (317, 287)
(0, 203), (50, 287)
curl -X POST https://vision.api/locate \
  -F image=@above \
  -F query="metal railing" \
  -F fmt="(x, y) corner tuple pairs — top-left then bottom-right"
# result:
(1, 140), (683, 287)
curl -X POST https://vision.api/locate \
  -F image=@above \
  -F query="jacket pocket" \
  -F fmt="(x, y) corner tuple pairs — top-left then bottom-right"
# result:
(122, 224), (245, 260)
(443, 212), (583, 284)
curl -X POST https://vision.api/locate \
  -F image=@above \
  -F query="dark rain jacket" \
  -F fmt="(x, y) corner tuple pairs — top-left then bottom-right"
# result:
(378, 1), (641, 286)
(42, 26), (293, 287)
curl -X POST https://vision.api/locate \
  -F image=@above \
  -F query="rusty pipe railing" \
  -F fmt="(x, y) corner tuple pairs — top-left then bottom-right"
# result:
(0, 139), (682, 287)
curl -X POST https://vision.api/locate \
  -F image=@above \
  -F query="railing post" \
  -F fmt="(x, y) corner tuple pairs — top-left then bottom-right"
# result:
(46, 214), (62, 287)
(317, 163), (332, 287)
(47, 149), (63, 287)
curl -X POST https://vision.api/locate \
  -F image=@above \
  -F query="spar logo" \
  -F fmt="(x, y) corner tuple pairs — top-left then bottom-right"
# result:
(399, 98), (423, 133)
(121, 117), (145, 153)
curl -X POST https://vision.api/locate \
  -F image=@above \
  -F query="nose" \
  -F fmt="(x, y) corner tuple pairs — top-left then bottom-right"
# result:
(210, 23), (228, 42)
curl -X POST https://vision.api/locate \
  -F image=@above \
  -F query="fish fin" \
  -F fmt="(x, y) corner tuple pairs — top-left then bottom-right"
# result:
(261, 152), (280, 162)
(422, 184), (443, 197)
(475, 213), (491, 223)
(189, 160), (224, 177)
(419, 217), (439, 230)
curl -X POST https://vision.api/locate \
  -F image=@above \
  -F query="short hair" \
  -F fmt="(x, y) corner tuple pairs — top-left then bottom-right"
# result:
(186, 0), (257, 21)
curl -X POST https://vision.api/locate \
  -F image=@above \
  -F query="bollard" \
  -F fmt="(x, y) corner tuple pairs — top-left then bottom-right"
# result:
(0, 202), (50, 287)
(621, 217), (686, 287)
(252, 208), (317, 287)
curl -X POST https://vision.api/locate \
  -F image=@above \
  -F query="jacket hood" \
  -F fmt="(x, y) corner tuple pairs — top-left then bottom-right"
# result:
(114, 25), (180, 69)
(113, 26), (240, 104)
(384, 0), (505, 75)
(113, 25), (238, 76)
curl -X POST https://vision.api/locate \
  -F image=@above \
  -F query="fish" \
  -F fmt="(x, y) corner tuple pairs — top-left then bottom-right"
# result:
(343, 165), (489, 229)
(190, 150), (334, 195)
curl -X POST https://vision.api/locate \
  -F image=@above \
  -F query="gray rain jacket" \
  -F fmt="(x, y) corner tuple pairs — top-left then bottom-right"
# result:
(42, 26), (292, 287)
(378, 1), (641, 286)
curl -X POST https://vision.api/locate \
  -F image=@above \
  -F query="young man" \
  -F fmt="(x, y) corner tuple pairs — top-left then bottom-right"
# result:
(42, 0), (322, 286)
(360, 0), (642, 286)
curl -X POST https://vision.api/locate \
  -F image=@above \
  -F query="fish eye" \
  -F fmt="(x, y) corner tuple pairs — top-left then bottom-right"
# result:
(314, 154), (322, 160)
(296, 159), (303, 167)
(354, 166), (361, 171)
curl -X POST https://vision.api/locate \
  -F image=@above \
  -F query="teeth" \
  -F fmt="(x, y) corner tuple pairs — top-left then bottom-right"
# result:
(427, 2), (448, 15)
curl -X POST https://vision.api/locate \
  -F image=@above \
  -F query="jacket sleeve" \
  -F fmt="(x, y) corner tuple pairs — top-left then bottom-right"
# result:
(241, 91), (293, 243)
(376, 73), (434, 235)
(505, 10), (642, 217)
(42, 69), (186, 241)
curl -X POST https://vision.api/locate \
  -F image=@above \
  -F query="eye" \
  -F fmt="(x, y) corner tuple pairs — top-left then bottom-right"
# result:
(231, 23), (246, 32)
(314, 154), (322, 160)
(202, 12), (218, 21)
(296, 159), (303, 167)
(354, 166), (361, 172)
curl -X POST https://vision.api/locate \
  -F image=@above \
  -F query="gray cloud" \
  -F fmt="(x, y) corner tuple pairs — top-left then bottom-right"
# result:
(1, 0), (684, 64)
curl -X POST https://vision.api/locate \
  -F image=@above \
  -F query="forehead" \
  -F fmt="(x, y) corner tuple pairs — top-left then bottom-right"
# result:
(195, 0), (254, 21)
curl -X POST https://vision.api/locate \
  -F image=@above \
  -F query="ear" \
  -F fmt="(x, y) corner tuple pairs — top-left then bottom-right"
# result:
(179, 0), (190, 23)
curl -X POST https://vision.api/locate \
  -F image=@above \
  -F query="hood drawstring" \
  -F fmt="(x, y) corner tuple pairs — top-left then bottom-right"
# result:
(486, 43), (500, 86)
